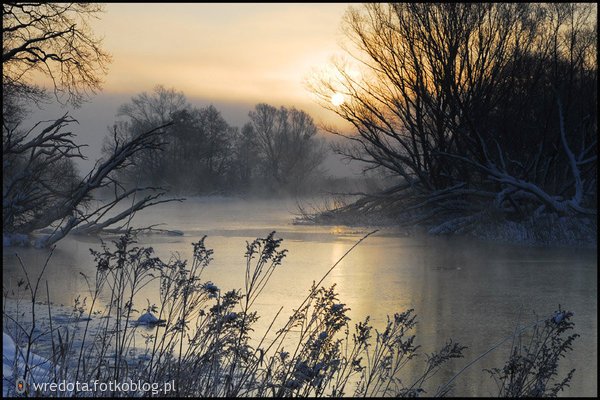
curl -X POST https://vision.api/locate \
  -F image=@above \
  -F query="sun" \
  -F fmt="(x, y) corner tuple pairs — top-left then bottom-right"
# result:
(331, 92), (345, 106)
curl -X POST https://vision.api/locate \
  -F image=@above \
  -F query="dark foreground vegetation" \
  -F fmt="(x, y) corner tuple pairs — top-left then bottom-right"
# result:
(3, 232), (579, 397)
(305, 3), (597, 244)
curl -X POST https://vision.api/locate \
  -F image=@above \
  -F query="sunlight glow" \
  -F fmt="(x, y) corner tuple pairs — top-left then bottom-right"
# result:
(331, 92), (345, 106)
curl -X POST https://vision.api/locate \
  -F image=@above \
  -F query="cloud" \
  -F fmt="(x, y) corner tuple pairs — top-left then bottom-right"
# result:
(25, 4), (358, 175)
(91, 3), (350, 105)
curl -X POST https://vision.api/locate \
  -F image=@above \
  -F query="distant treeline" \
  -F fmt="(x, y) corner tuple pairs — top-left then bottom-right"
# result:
(102, 86), (333, 196)
(3, 3), (367, 246)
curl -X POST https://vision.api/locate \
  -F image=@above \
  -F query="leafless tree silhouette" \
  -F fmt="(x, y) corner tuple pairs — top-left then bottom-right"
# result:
(308, 3), (596, 229)
(246, 103), (327, 194)
(3, 4), (182, 247)
(2, 2), (111, 107)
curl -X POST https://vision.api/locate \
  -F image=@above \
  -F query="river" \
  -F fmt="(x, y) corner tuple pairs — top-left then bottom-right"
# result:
(3, 197), (597, 397)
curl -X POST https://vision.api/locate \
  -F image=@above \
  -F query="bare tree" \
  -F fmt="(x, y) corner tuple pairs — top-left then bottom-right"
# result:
(2, 2), (111, 107)
(107, 87), (238, 193)
(3, 114), (182, 247)
(117, 85), (188, 128)
(231, 122), (260, 190)
(2, 4), (183, 247)
(111, 85), (189, 186)
(247, 103), (327, 194)
(308, 3), (596, 228)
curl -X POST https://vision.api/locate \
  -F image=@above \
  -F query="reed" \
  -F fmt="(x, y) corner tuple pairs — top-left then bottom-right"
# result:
(2, 230), (578, 397)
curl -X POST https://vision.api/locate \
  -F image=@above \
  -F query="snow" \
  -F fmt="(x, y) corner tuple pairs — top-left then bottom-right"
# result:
(136, 311), (165, 326)
(3, 233), (30, 247)
(3, 332), (59, 396)
(2, 232), (56, 248)
(32, 233), (52, 249)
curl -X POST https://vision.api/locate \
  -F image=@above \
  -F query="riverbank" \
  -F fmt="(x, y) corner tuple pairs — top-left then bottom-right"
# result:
(2, 278), (585, 397)
(3, 197), (596, 396)
(295, 205), (597, 249)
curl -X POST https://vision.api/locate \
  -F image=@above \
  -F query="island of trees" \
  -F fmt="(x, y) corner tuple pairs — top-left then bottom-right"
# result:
(306, 3), (596, 245)
(103, 86), (327, 196)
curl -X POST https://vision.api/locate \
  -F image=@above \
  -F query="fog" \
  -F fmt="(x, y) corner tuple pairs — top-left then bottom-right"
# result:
(4, 3), (595, 397)
(3, 198), (597, 396)
(25, 92), (363, 178)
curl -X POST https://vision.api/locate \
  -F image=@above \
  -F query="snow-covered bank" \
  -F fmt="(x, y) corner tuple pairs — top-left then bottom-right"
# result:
(2, 228), (183, 249)
(298, 209), (597, 249)
(2, 297), (163, 397)
(463, 213), (597, 248)
(3, 331), (62, 396)
(3, 233), (31, 247)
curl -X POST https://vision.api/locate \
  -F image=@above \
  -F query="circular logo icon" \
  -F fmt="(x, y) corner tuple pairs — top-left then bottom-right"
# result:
(15, 377), (27, 394)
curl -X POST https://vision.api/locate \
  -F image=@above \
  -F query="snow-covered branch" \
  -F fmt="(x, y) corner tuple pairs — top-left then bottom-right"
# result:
(3, 116), (184, 247)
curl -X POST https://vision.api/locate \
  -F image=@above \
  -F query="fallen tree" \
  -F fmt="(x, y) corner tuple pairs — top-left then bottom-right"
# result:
(3, 117), (183, 247)
(2, 4), (186, 247)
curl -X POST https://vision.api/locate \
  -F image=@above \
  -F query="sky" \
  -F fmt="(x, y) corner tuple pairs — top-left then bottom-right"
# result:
(29, 3), (362, 176)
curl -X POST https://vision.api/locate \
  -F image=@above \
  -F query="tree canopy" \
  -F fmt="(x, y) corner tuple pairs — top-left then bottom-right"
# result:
(308, 3), (597, 229)
(2, 2), (111, 107)
(106, 87), (328, 196)
(2, 4), (182, 247)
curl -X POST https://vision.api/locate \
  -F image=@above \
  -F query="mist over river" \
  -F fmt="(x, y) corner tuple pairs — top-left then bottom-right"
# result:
(3, 197), (597, 397)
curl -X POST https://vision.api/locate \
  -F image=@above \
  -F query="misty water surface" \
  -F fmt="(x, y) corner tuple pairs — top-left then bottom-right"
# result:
(3, 197), (597, 397)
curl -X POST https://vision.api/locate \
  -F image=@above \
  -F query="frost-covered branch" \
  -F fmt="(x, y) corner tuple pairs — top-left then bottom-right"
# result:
(3, 116), (183, 247)
(556, 96), (583, 208)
